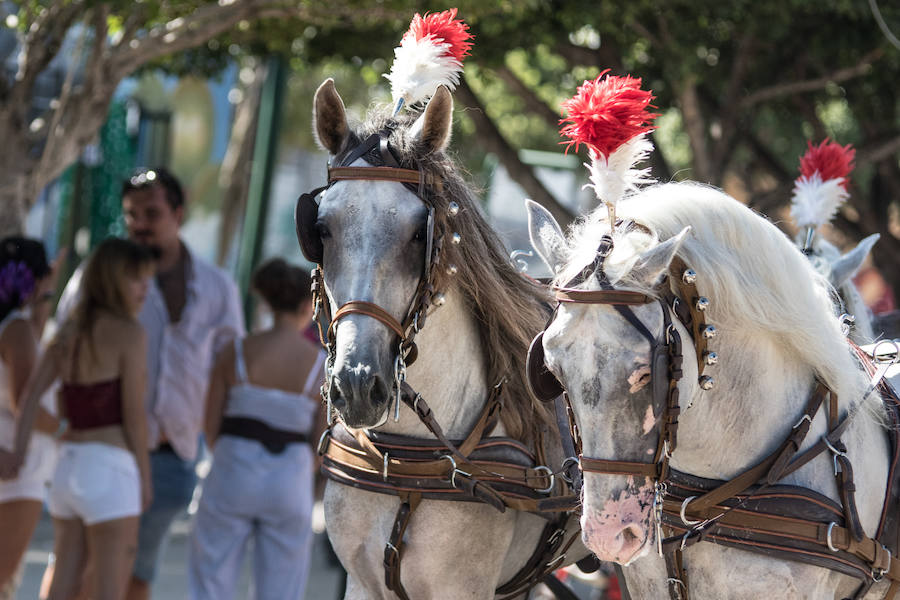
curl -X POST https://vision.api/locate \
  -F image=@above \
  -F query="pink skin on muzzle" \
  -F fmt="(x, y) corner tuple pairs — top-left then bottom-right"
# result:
(580, 476), (655, 564)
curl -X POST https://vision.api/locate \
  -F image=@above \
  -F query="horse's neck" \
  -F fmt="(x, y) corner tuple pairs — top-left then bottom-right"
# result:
(674, 326), (889, 533)
(377, 285), (491, 439)
(674, 328), (821, 480)
(840, 281), (876, 344)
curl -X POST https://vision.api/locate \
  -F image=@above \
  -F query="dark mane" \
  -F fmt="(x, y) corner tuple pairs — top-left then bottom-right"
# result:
(343, 107), (556, 445)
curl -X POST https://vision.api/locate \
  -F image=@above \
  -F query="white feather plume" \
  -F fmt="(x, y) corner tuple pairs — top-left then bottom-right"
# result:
(584, 133), (656, 209)
(387, 36), (464, 107)
(790, 173), (849, 229)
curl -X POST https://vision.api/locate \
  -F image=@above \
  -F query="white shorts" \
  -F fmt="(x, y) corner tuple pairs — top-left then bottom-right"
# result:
(48, 442), (141, 525)
(0, 417), (57, 503)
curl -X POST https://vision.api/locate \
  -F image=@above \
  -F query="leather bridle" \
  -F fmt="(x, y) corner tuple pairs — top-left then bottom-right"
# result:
(295, 129), (439, 421)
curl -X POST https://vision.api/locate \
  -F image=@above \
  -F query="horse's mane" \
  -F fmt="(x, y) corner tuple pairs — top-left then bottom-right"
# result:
(557, 181), (870, 411)
(341, 107), (556, 444)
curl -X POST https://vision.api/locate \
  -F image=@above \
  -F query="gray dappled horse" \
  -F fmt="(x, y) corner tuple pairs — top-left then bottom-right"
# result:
(797, 234), (880, 345)
(305, 80), (587, 599)
(526, 182), (896, 599)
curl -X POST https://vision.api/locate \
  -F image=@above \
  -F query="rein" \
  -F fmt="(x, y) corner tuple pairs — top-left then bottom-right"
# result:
(531, 231), (900, 600)
(295, 130), (582, 599)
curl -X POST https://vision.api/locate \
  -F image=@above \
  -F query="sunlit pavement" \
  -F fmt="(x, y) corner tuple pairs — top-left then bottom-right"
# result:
(16, 505), (345, 600)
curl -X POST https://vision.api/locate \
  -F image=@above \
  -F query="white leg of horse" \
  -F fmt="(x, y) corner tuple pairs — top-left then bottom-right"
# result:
(327, 483), (523, 599)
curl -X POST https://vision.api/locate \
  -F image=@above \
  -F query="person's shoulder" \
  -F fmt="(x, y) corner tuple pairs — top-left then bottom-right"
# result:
(0, 313), (35, 348)
(97, 313), (146, 344)
(187, 249), (238, 292)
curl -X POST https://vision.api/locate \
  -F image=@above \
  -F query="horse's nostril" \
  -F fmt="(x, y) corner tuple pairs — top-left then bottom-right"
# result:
(370, 374), (389, 406)
(330, 379), (346, 410)
(621, 525), (640, 546)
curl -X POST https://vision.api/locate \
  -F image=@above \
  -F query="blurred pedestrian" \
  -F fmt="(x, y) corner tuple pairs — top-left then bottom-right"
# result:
(0, 237), (57, 600)
(189, 258), (326, 600)
(56, 167), (245, 600)
(3, 237), (155, 600)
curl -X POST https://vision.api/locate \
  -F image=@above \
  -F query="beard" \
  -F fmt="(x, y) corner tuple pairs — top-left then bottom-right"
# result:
(131, 234), (163, 259)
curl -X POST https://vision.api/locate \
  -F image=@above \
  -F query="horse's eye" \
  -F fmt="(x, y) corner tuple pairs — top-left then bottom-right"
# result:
(412, 226), (427, 243)
(316, 221), (331, 239)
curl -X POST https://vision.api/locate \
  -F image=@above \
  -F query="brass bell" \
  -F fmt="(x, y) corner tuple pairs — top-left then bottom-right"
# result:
(446, 264), (458, 276)
(703, 351), (718, 365)
(451, 232), (461, 245)
(699, 375), (715, 390)
(433, 293), (446, 306)
(702, 325), (717, 339)
(448, 201), (460, 217)
(695, 297), (709, 311)
(682, 269), (697, 285)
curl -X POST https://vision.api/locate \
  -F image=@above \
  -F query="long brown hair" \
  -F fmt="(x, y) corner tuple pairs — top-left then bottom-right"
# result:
(343, 109), (556, 445)
(63, 238), (155, 361)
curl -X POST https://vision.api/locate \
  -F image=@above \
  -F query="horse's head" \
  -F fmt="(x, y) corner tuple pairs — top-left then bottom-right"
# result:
(799, 233), (879, 292)
(527, 199), (694, 564)
(308, 79), (453, 428)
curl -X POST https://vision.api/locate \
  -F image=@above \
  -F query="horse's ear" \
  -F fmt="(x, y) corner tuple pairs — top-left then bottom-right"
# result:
(631, 227), (691, 288)
(526, 199), (567, 274)
(410, 85), (453, 154)
(831, 233), (879, 288)
(313, 78), (349, 155)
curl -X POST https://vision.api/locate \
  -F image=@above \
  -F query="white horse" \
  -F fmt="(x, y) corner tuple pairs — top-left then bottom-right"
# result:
(798, 233), (880, 344)
(309, 80), (587, 599)
(526, 182), (893, 599)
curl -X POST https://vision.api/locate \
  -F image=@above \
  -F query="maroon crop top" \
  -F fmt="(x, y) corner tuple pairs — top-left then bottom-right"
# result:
(60, 337), (123, 430)
(60, 379), (123, 430)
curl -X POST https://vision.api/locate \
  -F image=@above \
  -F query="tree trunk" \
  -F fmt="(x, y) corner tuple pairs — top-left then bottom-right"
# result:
(455, 78), (574, 226)
(216, 60), (267, 266)
(0, 186), (27, 238)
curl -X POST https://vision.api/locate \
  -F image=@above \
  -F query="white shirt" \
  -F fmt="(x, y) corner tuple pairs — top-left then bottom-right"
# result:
(57, 243), (245, 460)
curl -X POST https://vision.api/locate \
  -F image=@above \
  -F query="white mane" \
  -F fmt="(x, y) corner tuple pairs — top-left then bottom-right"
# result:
(556, 181), (870, 410)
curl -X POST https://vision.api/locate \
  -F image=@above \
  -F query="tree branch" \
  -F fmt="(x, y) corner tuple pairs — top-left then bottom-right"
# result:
(491, 65), (560, 130)
(858, 134), (900, 166)
(739, 48), (884, 109)
(456, 77), (574, 226)
(677, 77), (714, 183)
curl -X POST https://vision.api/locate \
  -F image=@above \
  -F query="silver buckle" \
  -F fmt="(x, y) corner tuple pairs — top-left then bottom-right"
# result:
(533, 465), (555, 494)
(792, 414), (812, 429)
(392, 352), (407, 422)
(826, 521), (839, 552)
(316, 429), (331, 456)
(561, 457), (580, 484)
(383, 452), (390, 482)
(823, 437), (847, 476)
(680, 496), (700, 526)
(440, 455), (470, 488)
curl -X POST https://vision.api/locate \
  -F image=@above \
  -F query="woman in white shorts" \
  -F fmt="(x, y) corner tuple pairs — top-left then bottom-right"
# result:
(1, 238), (154, 600)
(0, 237), (60, 599)
(190, 259), (326, 600)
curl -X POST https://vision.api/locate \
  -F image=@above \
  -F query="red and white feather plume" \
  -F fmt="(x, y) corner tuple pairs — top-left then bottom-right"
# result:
(790, 139), (855, 233)
(386, 9), (473, 113)
(560, 70), (659, 224)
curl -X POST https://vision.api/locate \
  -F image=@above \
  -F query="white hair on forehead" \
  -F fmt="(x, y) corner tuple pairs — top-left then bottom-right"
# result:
(557, 181), (870, 413)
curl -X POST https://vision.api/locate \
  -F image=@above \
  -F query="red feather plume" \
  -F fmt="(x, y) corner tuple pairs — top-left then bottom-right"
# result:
(560, 70), (659, 158)
(404, 8), (473, 62)
(798, 139), (855, 189)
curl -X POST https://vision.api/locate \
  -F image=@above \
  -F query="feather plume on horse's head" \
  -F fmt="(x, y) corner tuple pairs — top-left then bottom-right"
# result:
(790, 139), (855, 233)
(560, 71), (658, 228)
(386, 8), (473, 113)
